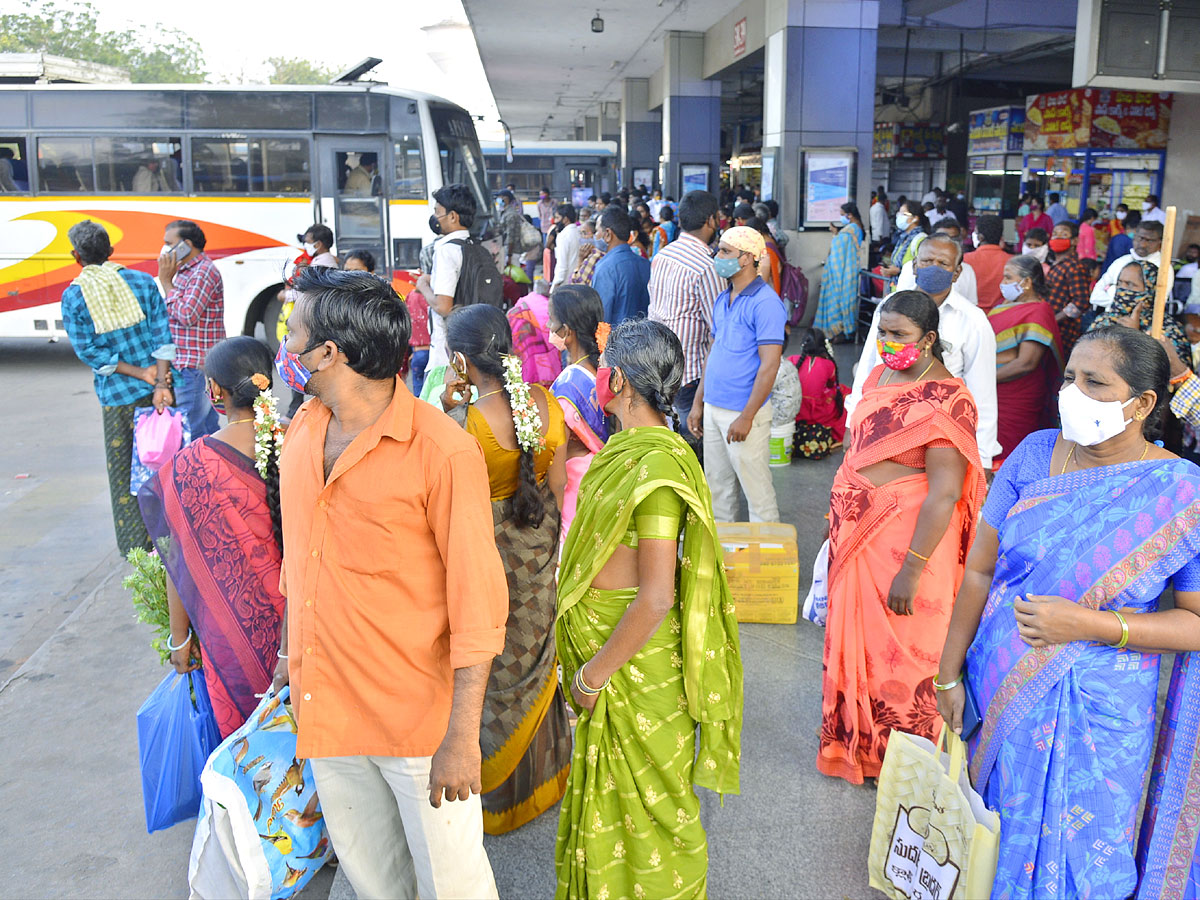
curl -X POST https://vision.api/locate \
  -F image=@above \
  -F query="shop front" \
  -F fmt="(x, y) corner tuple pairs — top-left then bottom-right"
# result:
(1022, 88), (1171, 227)
(967, 105), (1024, 225)
(871, 122), (946, 202)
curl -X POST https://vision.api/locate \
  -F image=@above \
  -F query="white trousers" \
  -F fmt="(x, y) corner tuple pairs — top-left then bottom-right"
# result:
(309, 755), (498, 900)
(703, 401), (780, 522)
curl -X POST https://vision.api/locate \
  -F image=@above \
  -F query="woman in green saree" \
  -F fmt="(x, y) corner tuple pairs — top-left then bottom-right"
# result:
(555, 319), (743, 900)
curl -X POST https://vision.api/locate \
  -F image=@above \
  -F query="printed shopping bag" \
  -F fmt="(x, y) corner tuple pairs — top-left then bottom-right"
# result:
(189, 687), (332, 900)
(130, 406), (191, 495)
(802, 539), (829, 626)
(868, 725), (1000, 900)
(137, 670), (222, 833)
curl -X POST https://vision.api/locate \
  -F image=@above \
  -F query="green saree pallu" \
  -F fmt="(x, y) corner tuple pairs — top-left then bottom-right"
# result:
(555, 427), (743, 900)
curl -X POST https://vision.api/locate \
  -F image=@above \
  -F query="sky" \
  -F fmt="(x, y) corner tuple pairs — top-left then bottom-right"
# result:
(0, 0), (504, 138)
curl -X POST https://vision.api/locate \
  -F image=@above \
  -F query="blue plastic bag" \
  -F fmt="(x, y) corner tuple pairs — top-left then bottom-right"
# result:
(137, 670), (221, 833)
(189, 687), (333, 899)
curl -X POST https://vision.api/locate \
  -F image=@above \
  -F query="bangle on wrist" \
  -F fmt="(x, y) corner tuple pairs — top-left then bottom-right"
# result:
(277, 649), (288, 659)
(166, 628), (193, 652)
(574, 663), (609, 696)
(932, 672), (963, 691)
(1108, 609), (1130, 650)
(907, 547), (930, 563)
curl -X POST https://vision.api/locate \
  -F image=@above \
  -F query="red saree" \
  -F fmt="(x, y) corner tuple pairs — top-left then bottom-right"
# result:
(988, 299), (1063, 465)
(818, 368), (986, 783)
(137, 436), (286, 738)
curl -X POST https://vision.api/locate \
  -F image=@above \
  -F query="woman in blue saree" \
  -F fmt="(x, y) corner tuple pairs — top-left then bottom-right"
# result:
(815, 202), (865, 340)
(937, 326), (1200, 900)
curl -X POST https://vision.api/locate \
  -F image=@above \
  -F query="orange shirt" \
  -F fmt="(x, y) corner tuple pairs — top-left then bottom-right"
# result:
(279, 377), (508, 759)
(963, 243), (1011, 312)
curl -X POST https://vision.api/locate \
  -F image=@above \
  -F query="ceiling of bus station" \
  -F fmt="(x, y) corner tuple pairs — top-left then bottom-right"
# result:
(463, 0), (1078, 140)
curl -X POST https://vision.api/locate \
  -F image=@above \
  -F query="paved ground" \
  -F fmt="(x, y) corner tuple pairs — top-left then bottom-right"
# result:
(1, 336), (881, 898)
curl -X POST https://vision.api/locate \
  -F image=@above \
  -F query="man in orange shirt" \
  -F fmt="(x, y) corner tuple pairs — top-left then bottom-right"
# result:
(273, 267), (507, 899)
(964, 214), (1011, 312)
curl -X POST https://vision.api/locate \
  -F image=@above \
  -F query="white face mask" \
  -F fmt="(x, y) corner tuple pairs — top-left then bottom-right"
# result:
(303, 242), (316, 255)
(1143, 201), (1154, 211)
(1023, 243), (1049, 263)
(1058, 383), (1136, 447)
(972, 231), (983, 246)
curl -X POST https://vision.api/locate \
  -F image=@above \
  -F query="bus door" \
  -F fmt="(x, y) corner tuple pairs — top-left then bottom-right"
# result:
(316, 137), (390, 274)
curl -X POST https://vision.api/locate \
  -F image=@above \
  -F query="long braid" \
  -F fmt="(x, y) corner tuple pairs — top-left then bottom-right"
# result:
(264, 452), (284, 554)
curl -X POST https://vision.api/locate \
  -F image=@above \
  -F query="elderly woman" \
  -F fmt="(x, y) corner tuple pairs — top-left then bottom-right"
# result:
(1089, 258), (1192, 365)
(989, 254), (1064, 466)
(555, 320), (742, 900)
(819, 290), (987, 783)
(937, 326), (1200, 899)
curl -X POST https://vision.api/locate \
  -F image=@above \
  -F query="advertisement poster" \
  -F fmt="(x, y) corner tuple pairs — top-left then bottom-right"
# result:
(967, 106), (1025, 155)
(803, 150), (853, 226)
(760, 152), (775, 202)
(873, 124), (896, 159)
(632, 168), (653, 191)
(1024, 89), (1172, 151)
(681, 164), (709, 195)
(894, 122), (944, 159)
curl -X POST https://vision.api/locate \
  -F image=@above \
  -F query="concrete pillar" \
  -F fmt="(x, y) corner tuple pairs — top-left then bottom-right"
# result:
(661, 31), (721, 200)
(621, 78), (662, 191)
(762, 0), (878, 292)
(583, 115), (601, 142)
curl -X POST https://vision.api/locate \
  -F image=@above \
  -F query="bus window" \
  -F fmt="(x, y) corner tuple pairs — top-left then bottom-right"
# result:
(428, 103), (490, 229)
(393, 136), (424, 198)
(192, 137), (310, 194)
(37, 138), (94, 191)
(94, 137), (182, 192)
(0, 138), (28, 192)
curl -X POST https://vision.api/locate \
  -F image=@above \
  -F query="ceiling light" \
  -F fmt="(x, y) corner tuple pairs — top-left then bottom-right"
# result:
(591, 11), (604, 32)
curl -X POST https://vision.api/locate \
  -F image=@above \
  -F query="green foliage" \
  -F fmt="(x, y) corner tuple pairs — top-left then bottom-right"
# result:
(0, 0), (206, 83)
(125, 546), (171, 664)
(267, 56), (338, 85)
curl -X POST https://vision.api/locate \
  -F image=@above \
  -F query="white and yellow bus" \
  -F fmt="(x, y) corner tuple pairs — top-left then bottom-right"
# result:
(0, 83), (491, 343)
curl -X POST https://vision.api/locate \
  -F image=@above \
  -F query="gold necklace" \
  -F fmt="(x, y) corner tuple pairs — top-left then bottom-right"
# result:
(1060, 440), (1149, 476)
(474, 388), (505, 402)
(225, 417), (254, 426)
(881, 356), (936, 387)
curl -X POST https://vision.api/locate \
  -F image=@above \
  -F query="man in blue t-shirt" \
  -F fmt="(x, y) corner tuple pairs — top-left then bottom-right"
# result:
(686, 226), (786, 522)
(592, 205), (650, 324)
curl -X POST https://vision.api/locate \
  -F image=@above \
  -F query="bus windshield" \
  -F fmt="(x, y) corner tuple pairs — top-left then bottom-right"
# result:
(429, 103), (492, 234)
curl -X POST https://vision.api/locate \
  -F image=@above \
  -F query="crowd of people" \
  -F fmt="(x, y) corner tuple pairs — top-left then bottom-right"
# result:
(56, 172), (1200, 899)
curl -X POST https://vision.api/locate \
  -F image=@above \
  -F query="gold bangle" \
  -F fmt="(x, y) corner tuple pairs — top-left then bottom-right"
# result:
(575, 664), (607, 695)
(1109, 609), (1130, 650)
(932, 672), (963, 691)
(907, 547), (931, 562)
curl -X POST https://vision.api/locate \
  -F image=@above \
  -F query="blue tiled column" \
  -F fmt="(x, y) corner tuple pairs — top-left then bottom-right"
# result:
(621, 78), (662, 191)
(661, 31), (722, 199)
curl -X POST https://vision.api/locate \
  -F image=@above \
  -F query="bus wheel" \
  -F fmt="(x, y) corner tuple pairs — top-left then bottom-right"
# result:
(259, 295), (285, 353)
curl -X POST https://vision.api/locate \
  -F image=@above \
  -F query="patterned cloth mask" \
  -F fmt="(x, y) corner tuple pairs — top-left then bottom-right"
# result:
(877, 338), (923, 370)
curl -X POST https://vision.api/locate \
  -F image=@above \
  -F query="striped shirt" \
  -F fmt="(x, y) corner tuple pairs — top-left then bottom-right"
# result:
(648, 232), (722, 385)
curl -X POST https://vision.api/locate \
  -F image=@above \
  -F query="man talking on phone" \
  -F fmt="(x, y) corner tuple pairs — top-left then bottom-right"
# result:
(157, 219), (225, 438)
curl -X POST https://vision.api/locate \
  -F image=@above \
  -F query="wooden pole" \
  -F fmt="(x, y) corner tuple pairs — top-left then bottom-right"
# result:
(1150, 205), (1177, 339)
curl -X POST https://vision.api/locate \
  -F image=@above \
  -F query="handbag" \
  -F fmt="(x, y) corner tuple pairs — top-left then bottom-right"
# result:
(189, 687), (332, 899)
(136, 670), (222, 833)
(130, 406), (191, 495)
(868, 725), (1000, 899)
(802, 539), (829, 626)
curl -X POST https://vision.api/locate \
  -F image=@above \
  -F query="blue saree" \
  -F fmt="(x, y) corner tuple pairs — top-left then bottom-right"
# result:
(966, 429), (1200, 899)
(815, 222), (863, 338)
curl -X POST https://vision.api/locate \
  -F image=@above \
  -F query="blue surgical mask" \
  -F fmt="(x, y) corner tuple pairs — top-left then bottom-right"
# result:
(839, 214), (850, 225)
(914, 264), (955, 295)
(896, 212), (910, 231)
(713, 256), (742, 279)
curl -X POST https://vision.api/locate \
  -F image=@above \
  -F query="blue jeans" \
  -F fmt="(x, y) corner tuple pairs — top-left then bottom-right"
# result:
(173, 366), (220, 439)
(411, 349), (430, 399)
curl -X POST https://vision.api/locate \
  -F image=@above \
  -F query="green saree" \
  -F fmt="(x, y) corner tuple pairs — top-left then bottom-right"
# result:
(555, 426), (743, 900)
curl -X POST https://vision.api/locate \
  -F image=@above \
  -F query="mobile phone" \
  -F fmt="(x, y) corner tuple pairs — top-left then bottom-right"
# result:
(960, 673), (982, 742)
(451, 351), (468, 380)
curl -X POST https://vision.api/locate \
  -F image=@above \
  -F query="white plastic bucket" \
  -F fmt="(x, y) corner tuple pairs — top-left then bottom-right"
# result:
(769, 422), (795, 467)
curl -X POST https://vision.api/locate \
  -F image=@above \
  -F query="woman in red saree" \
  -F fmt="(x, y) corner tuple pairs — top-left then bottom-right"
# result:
(989, 254), (1064, 466)
(819, 291), (986, 784)
(138, 337), (286, 738)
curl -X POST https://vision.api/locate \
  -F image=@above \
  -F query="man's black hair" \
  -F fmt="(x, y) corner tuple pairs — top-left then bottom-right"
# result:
(293, 267), (410, 380)
(167, 219), (207, 250)
(304, 223), (334, 249)
(432, 182), (477, 229)
(556, 203), (577, 223)
(975, 215), (1003, 246)
(599, 205), (633, 242)
(360, 152), (378, 168)
(677, 190), (718, 233)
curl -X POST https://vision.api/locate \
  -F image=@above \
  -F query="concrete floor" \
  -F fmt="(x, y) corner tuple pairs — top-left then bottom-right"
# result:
(2, 335), (883, 898)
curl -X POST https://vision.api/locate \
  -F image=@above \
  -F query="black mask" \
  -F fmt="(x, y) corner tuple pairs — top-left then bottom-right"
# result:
(428, 214), (442, 236)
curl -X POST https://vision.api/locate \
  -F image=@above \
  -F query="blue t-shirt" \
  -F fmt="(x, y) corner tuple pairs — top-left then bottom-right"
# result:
(592, 244), (651, 325)
(703, 276), (786, 412)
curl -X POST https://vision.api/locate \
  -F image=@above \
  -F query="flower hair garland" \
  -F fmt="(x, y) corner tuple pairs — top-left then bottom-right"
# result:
(250, 373), (284, 478)
(502, 354), (545, 454)
(595, 322), (611, 354)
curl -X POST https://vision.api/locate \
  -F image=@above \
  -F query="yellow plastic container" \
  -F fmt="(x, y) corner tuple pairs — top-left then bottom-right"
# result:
(717, 522), (800, 624)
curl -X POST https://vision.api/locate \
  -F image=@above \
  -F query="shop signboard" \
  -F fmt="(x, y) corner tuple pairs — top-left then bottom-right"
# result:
(967, 106), (1025, 155)
(873, 123), (896, 159)
(1024, 89), (1172, 151)
(895, 122), (944, 159)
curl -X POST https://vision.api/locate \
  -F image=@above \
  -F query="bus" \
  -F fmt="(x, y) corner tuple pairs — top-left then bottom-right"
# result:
(480, 140), (616, 210)
(0, 83), (491, 344)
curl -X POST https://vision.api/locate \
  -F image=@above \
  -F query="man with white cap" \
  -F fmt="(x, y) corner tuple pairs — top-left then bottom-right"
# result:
(687, 226), (787, 522)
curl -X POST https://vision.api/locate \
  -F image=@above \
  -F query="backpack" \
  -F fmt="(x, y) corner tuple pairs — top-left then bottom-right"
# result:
(517, 218), (543, 254)
(779, 262), (809, 327)
(450, 237), (505, 308)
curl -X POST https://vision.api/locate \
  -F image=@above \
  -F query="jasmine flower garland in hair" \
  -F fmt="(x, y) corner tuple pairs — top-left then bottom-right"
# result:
(250, 373), (284, 478)
(502, 354), (545, 453)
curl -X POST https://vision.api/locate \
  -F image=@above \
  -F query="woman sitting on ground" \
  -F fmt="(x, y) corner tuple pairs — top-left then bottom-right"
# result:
(788, 327), (849, 459)
(138, 336), (286, 738)
(441, 303), (571, 835)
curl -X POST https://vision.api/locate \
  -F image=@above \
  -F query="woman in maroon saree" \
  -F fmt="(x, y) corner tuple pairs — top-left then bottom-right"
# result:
(138, 337), (285, 738)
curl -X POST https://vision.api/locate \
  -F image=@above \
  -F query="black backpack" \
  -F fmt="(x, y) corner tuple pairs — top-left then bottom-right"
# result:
(450, 237), (505, 308)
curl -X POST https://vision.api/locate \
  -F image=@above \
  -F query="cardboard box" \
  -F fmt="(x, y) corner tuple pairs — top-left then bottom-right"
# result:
(717, 522), (800, 624)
